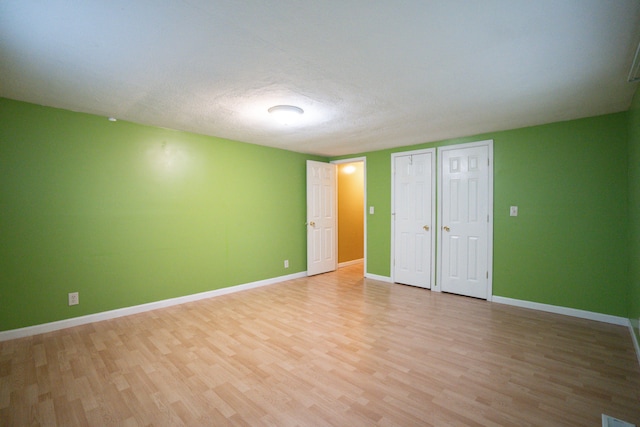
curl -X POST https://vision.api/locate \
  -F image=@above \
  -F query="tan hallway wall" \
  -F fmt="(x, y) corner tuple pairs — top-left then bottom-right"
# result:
(338, 162), (364, 263)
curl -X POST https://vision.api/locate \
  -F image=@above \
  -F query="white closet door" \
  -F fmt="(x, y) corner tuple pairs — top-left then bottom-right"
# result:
(392, 150), (435, 288)
(439, 142), (492, 299)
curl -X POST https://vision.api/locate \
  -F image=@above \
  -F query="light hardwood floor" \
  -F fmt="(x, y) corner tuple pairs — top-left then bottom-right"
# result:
(1, 263), (639, 426)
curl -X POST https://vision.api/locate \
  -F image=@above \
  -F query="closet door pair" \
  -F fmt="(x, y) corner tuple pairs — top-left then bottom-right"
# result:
(392, 141), (492, 299)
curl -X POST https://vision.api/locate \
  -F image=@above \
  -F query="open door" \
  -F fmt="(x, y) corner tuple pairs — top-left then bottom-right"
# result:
(307, 160), (337, 276)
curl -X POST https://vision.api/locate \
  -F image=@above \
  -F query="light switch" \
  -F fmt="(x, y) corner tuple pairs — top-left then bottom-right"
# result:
(510, 206), (518, 217)
(369, 206), (375, 214)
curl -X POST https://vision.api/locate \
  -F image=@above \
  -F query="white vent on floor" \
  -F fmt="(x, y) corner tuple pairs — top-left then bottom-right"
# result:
(602, 414), (635, 427)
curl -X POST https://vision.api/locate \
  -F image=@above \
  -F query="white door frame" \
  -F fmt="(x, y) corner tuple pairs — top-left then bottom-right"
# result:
(331, 157), (367, 274)
(437, 140), (494, 300)
(390, 148), (436, 288)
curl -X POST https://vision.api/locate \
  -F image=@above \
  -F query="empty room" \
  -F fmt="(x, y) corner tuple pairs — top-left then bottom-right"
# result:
(1, 1), (640, 425)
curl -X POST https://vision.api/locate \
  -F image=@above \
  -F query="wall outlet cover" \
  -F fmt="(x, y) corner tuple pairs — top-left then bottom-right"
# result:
(68, 292), (79, 306)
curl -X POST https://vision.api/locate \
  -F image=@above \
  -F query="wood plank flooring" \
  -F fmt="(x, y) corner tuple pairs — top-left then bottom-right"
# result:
(1, 263), (639, 426)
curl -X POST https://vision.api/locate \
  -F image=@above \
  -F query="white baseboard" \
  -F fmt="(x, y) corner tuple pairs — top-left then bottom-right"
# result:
(338, 258), (364, 268)
(0, 271), (308, 342)
(365, 273), (393, 283)
(492, 296), (628, 326)
(7, 275), (639, 370)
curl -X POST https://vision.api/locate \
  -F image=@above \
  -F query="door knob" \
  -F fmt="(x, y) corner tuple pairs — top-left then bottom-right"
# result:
(443, 226), (450, 232)
(309, 221), (316, 227)
(423, 225), (429, 231)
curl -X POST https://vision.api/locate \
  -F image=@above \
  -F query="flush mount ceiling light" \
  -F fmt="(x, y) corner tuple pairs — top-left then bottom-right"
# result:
(342, 165), (356, 174)
(268, 105), (304, 124)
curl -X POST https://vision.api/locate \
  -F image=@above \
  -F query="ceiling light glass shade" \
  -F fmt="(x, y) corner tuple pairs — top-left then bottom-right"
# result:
(268, 105), (304, 124)
(342, 165), (356, 174)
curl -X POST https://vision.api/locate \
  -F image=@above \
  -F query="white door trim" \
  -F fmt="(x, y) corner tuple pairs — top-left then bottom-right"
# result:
(437, 140), (493, 300)
(331, 157), (367, 274)
(390, 148), (436, 289)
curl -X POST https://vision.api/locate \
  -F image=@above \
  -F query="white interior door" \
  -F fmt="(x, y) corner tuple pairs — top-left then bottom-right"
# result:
(307, 160), (337, 276)
(392, 150), (435, 288)
(438, 141), (492, 299)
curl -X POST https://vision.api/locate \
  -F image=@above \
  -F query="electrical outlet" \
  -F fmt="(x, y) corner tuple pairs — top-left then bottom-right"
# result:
(510, 206), (518, 216)
(68, 292), (79, 306)
(284, 259), (289, 268)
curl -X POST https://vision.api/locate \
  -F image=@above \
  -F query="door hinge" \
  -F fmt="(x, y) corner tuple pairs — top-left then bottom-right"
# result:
(486, 271), (488, 279)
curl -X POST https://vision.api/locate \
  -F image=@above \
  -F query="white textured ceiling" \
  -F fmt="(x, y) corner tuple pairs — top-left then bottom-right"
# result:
(1, 1), (640, 156)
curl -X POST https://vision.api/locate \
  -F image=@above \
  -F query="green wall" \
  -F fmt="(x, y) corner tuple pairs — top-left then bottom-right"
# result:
(1, 96), (635, 332)
(340, 113), (630, 317)
(0, 98), (323, 332)
(629, 88), (640, 343)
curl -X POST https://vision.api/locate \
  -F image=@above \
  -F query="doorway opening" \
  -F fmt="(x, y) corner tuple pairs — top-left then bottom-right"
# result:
(332, 158), (366, 275)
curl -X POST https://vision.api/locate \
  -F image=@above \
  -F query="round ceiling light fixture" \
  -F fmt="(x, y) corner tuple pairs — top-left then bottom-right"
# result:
(268, 104), (304, 124)
(342, 165), (356, 174)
